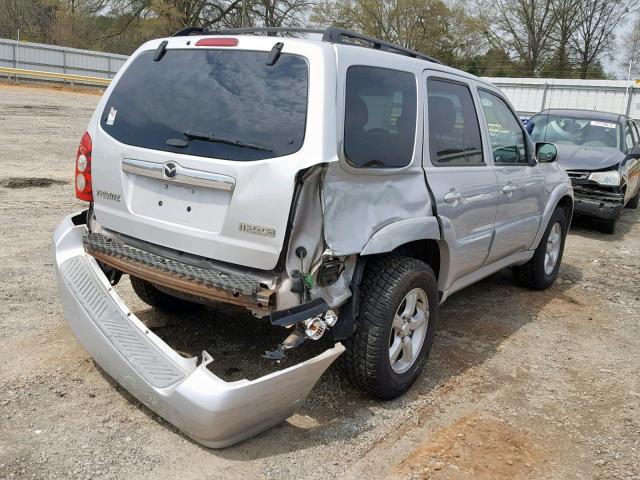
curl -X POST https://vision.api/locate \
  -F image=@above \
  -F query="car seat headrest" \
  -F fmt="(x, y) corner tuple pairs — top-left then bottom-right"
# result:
(429, 96), (456, 136)
(346, 95), (369, 131)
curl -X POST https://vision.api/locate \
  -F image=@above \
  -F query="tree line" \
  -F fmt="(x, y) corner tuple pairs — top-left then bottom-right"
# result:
(0, 0), (638, 79)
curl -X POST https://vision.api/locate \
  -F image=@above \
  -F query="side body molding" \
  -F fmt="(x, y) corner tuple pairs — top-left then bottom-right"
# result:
(530, 182), (573, 250)
(360, 216), (441, 255)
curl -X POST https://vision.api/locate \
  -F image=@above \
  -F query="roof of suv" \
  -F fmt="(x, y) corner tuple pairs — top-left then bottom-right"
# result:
(174, 26), (444, 64)
(170, 26), (490, 88)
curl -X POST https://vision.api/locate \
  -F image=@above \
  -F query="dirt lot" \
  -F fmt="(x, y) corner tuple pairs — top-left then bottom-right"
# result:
(0, 83), (639, 480)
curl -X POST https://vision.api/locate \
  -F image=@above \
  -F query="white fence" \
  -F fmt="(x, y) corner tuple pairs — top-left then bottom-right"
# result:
(485, 77), (638, 120)
(0, 38), (127, 79)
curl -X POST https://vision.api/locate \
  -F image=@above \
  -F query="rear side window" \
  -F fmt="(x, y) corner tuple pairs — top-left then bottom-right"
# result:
(427, 79), (484, 166)
(479, 90), (528, 165)
(344, 66), (417, 168)
(100, 49), (308, 161)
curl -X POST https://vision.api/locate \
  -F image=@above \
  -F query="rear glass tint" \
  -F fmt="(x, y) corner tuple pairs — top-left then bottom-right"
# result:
(101, 49), (308, 161)
(344, 66), (417, 168)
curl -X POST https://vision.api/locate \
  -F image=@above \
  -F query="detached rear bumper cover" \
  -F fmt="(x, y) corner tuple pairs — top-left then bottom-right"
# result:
(53, 213), (344, 448)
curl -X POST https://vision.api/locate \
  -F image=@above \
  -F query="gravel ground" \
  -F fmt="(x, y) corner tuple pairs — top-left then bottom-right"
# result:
(0, 83), (639, 480)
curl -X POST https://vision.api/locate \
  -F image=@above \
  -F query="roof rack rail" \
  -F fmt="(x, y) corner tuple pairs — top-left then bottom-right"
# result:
(199, 27), (324, 36)
(173, 26), (206, 37)
(192, 27), (324, 37)
(171, 25), (444, 65)
(321, 27), (443, 64)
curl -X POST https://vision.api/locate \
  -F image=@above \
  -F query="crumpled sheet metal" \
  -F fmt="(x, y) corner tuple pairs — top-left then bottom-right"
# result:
(322, 162), (434, 255)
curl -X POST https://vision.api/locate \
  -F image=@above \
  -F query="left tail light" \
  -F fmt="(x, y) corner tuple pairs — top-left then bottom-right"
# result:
(75, 132), (93, 202)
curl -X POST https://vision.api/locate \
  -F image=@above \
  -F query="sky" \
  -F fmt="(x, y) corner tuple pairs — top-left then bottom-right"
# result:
(607, 12), (638, 79)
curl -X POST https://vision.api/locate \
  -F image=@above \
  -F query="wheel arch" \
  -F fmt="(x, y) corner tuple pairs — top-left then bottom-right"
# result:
(531, 184), (573, 250)
(358, 216), (444, 292)
(557, 194), (574, 223)
(332, 238), (444, 341)
(392, 239), (442, 283)
(359, 217), (441, 256)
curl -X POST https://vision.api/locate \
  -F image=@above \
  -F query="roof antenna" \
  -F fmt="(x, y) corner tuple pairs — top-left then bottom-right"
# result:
(154, 40), (168, 62)
(266, 42), (284, 66)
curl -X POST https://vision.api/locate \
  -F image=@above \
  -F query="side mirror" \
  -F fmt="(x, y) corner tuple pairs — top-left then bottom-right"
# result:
(536, 142), (557, 163)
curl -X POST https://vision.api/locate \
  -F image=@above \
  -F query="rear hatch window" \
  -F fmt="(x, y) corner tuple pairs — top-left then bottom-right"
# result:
(100, 48), (308, 161)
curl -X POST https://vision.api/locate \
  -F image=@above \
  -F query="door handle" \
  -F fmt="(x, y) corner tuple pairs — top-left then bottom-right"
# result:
(444, 191), (463, 204)
(502, 184), (517, 196)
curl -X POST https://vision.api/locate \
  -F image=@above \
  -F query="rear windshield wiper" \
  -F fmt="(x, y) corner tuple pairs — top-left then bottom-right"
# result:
(182, 129), (272, 152)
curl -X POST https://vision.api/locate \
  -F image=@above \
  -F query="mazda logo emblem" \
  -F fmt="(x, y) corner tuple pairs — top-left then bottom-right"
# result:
(163, 162), (178, 179)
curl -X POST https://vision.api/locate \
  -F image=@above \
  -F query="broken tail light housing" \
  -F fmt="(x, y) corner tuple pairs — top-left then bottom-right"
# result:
(304, 317), (327, 340)
(75, 132), (93, 202)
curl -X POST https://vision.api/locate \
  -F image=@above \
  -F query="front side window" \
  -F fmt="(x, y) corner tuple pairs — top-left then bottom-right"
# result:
(427, 79), (484, 166)
(344, 66), (417, 168)
(479, 91), (527, 165)
(101, 49), (308, 161)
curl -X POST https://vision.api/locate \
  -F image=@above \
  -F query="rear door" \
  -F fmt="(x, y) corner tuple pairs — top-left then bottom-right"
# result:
(423, 71), (499, 287)
(477, 89), (545, 264)
(90, 38), (326, 270)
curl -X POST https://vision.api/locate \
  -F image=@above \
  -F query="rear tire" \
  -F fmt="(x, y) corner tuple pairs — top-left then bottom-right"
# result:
(513, 207), (568, 290)
(343, 256), (439, 399)
(130, 276), (201, 313)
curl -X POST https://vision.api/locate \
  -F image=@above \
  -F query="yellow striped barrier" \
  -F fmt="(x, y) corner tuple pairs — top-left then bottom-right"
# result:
(0, 66), (111, 86)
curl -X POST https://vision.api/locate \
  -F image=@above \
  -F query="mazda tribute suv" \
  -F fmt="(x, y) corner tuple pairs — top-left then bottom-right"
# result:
(53, 27), (573, 447)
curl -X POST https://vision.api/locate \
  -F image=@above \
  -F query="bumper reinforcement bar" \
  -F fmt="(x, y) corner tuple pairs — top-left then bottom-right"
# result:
(83, 232), (274, 313)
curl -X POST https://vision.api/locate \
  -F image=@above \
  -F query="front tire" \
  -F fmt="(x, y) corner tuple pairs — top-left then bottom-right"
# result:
(344, 256), (439, 399)
(513, 207), (568, 290)
(600, 218), (616, 234)
(626, 190), (639, 209)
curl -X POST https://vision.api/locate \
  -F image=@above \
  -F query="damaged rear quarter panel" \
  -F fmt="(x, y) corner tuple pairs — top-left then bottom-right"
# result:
(321, 47), (434, 258)
(322, 162), (434, 256)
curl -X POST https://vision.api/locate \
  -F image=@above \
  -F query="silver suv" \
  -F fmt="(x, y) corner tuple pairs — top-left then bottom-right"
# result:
(53, 27), (573, 447)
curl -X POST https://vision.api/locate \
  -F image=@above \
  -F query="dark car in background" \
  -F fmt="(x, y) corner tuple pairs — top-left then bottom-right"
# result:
(527, 109), (640, 233)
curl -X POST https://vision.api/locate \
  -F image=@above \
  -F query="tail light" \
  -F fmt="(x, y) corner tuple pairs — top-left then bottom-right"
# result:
(75, 132), (93, 202)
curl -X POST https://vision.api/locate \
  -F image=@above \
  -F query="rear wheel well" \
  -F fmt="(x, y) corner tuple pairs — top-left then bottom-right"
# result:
(393, 240), (440, 282)
(333, 241), (441, 341)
